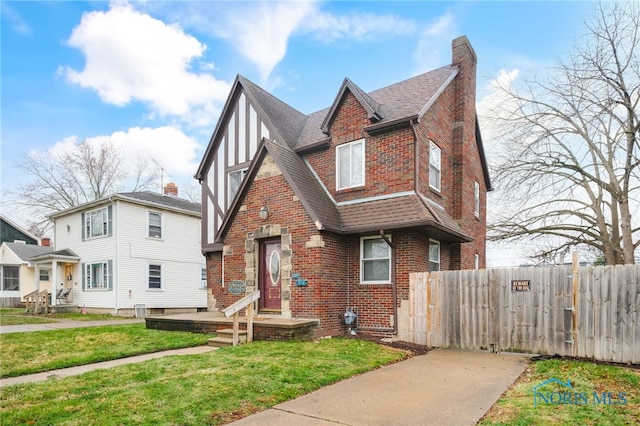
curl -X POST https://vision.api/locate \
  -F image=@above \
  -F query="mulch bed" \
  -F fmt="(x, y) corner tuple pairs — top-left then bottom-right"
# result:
(346, 333), (430, 356)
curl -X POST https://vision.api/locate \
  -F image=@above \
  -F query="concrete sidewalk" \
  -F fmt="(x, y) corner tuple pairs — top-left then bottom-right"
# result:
(0, 345), (217, 387)
(0, 318), (145, 334)
(229, 349), (530, 426)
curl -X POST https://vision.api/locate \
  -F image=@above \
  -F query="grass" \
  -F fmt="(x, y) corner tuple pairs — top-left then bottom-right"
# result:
(1, 338), (406, 425)
(0, 324), (211, 378)
(480, 358), (640, 425)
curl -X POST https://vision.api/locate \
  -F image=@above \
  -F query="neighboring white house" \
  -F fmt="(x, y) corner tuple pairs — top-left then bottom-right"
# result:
(45, 187), (207, 316)
(0, 242), (55, 307)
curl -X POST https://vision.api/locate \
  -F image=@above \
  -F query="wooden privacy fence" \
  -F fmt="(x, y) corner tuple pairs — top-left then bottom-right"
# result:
(409, 262), (640, 364)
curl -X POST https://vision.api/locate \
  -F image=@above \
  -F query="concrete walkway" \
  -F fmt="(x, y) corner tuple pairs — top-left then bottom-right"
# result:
(0, 318), (145, 334)
(229, 349), (530, 426)
(0, 346), (217, 387)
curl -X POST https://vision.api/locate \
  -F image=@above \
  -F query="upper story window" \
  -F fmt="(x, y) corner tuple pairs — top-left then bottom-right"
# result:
(429, 141), (441, 192)
(148, 211), (162, 239)
(84, 207), (109, 239)
(361, 235), (391, 284)
(474, 181), (480, 218)
(148, 264), (162, 290)
(429, 240), (440, 272)
(228, 168), (247, 205)
(337, 139), (365, 190)
(1, 265), (19, 291)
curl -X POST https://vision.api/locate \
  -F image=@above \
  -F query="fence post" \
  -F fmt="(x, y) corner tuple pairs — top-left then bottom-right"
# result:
(572, 251), (579, 356)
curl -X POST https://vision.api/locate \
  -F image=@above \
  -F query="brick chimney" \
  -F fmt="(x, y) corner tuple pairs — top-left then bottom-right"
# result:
(164, 182), (178, 197)
(450, 36), (484, 269)
(41, 237), (51, 246)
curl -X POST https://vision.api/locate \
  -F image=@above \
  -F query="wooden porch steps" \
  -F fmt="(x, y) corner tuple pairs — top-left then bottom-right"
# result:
(208, 328), (248, 347)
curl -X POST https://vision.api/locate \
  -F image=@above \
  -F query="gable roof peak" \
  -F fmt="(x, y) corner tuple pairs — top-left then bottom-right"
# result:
(320, 77), (385, 135)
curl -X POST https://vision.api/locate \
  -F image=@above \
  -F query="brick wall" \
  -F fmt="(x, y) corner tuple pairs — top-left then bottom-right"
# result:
(306, 91), (415, 204)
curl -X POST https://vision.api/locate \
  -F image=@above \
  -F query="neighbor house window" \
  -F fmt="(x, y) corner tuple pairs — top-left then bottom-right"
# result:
(84, 261), (111, 290)
(228, 168), (247, 205)
(361, 236), (391, 283)
(83, 206), (111, 239)
(148, 211), (162, 238)
(337, 139), (365, 190)
(429, 141), (441, 192)
(429, 240), (440, 272)
(200, 268), (207, 289)
(474, 181), (480, 218)
(1, 265), (19, 291)
(39, 269), (50, 281)
(148, 264), (162, 290)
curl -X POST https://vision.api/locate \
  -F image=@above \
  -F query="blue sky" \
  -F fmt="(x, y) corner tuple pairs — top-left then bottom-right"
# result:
(1, 1), (592, 264)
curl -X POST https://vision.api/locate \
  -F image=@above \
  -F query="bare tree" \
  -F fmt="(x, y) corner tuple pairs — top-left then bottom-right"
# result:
(487, 1), (640, 265)
(9, 138), (159, 229)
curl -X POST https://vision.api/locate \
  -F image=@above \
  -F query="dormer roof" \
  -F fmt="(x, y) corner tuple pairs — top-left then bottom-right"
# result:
(320, 77), (384, 135)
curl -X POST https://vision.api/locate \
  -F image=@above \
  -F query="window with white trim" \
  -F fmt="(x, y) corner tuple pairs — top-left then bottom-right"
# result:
(200, 268), (207, 289)
(85, 207), (109, 238)
(474, 181), (480, 218)
(361, 236), (391, 283)
(429, 141), (441, 192)
(148, 264), (162, 290)
(337, 139), (365, 190)
(429, 240), (440, 272)
(39, 269), (50, 281)
(85, 262), (110, 290)
(148, 211), (162, 238)
(1, 266), (19, 291)
(228, 168), (247, 205)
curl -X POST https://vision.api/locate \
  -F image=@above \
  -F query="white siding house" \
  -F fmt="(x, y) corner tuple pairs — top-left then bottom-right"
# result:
(46, 189), (206, 316)
(0, 242), (54, 307)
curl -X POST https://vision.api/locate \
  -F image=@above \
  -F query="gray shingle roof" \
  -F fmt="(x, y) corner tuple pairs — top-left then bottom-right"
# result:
(215, 63), (481, 242)
(3, 243), (53, 262)
(117, 192), (201, 214)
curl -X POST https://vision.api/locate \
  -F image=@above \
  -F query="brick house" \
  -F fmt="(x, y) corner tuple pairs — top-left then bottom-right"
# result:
(195, 36), (491, 339)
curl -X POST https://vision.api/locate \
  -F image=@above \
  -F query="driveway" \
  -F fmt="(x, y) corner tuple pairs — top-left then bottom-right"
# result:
(229, 349), (530, 426)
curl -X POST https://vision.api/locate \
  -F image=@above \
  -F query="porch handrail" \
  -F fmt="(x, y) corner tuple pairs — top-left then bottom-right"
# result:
(221, 290), (260, 346)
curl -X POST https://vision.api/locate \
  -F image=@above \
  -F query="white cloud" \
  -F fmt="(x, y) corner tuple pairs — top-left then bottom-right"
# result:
(171, 0), (416, 83)
(412, 12), (457, 74)
(47, 126), (202, 180)
(303, 10), (415, 43)
(1, 3), (32, 36)
(477, 68), (520, 146)
(210, 1), (317, 82)
(61, 3), (230, 124)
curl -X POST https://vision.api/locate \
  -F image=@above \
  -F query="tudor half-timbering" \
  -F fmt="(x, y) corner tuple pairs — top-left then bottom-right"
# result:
(195, 36), (492, 339)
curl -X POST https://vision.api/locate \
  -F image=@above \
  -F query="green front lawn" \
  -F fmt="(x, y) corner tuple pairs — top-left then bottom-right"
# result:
(1, 338), (406, 425)
(0, 324), (211, 377)
(480, 358), (640, 425)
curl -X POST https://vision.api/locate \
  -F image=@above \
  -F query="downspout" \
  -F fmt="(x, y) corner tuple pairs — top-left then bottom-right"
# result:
(114, 198), (120, 315)
(379, 230), (397, 335)
(411, 119), (420, 193)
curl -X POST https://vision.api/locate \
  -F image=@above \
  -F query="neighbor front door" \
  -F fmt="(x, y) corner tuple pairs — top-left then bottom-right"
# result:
(259, 239), (281, 311)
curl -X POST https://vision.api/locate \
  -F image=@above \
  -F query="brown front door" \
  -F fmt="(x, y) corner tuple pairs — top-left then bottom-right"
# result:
(259, 239), (281, 311)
